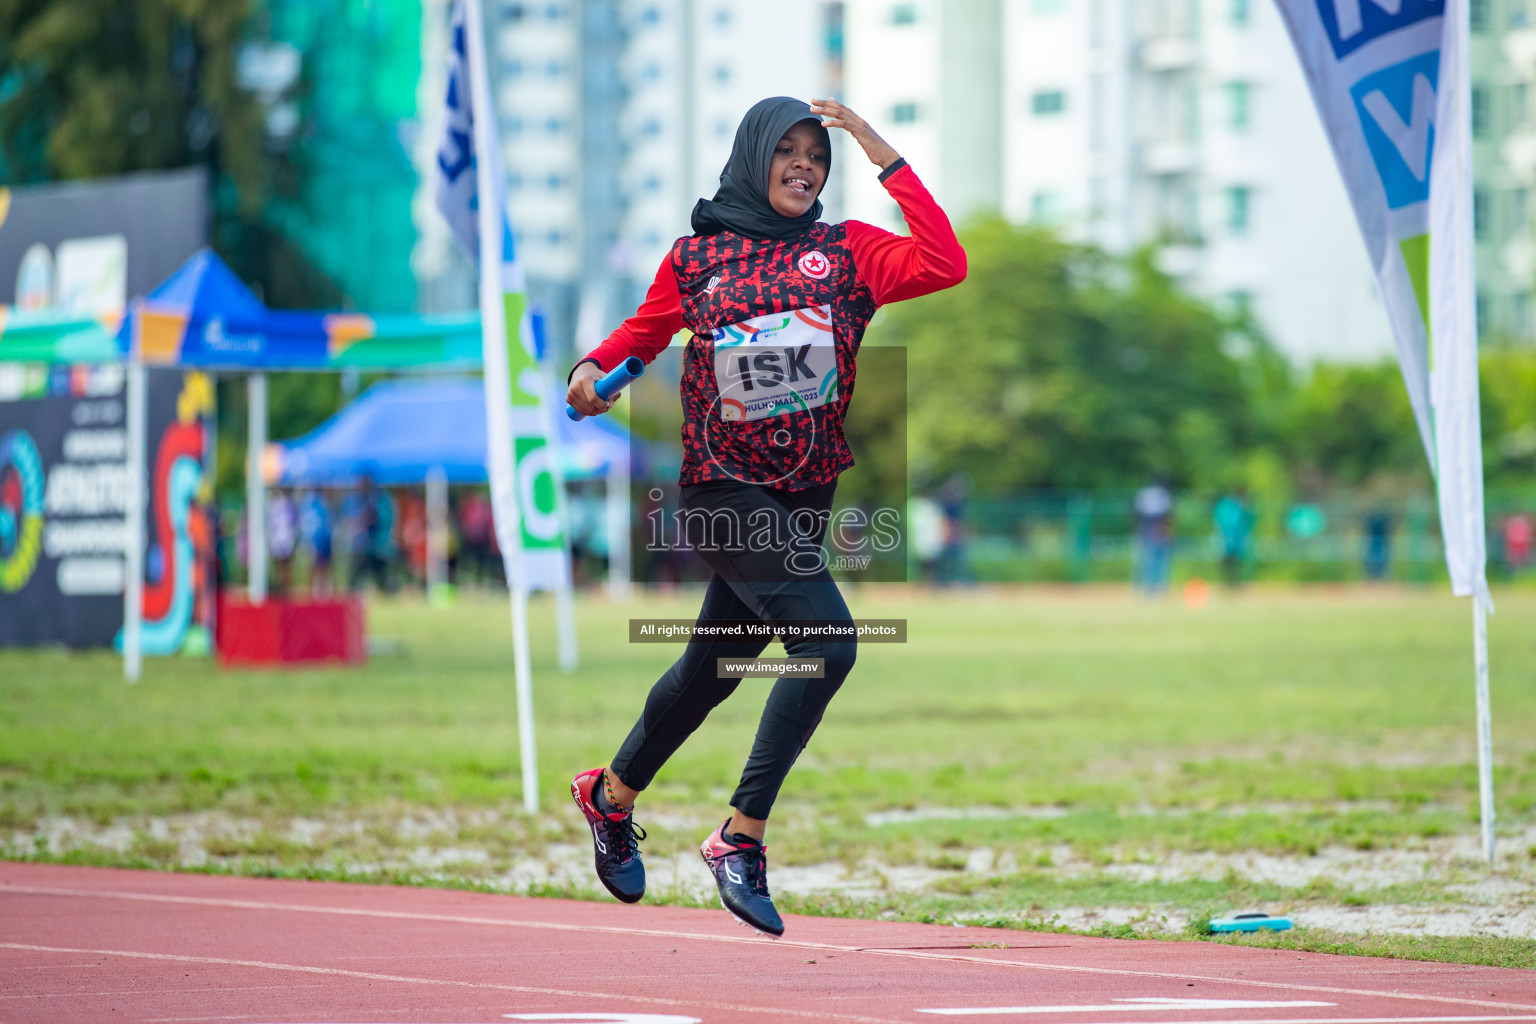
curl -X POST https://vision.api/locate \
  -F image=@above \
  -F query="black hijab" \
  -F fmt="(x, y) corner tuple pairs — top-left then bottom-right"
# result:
(690, 96), (831, 240)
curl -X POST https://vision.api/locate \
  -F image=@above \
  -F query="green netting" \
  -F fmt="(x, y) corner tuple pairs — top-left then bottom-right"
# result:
(264, 0), (423, 313)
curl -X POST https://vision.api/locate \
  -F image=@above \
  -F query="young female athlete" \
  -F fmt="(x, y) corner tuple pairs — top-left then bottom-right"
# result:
(566, 95), (966, 937)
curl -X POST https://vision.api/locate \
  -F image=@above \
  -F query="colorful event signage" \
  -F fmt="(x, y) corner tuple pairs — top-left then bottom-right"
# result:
(0, 366), (214, 649)
(0, 308), (120, 364)
(432, 0), (570, 591)
(1277, 0), (1487, 601)
(118, 250), (484, 372)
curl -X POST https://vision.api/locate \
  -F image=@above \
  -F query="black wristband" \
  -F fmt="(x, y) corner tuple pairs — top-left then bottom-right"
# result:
(877, 157), (908, 183)
(567, 357), (601, 385)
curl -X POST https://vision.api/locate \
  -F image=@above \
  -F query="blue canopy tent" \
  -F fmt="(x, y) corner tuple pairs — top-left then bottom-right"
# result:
(273, 378), (631, 485)
(272, 378), (636, 598)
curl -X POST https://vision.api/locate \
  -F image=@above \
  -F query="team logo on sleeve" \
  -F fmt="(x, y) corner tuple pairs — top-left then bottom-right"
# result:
(798, 250), (831, 280)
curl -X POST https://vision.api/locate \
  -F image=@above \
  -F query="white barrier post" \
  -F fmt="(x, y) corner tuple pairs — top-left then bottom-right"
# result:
(247, 373), (268, 603)
(1473, 594), (1495, 862)
(123, 360), (146, 682)
(606, 455), (631, 602)
(427, 464), (449, 601)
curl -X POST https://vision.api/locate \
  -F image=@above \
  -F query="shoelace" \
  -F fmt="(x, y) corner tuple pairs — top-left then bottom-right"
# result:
(601, 815), (646, 863)
(723, 843), (771, 898)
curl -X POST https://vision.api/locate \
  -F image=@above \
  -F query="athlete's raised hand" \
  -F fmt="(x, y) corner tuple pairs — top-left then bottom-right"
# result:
(811, 97), (900, 171)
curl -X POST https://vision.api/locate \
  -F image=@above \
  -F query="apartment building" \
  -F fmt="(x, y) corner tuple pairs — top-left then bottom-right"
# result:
(844, 0), (1408, 362)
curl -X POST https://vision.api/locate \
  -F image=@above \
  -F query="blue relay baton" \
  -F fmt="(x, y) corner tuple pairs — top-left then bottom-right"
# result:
(567, 356), (645, 421)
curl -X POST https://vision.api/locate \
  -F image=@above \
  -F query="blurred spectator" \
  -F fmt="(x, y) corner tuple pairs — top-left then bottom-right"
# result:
(344, 477), (396, 594)
(1213, 490), (1254, 588)
(266, 488), (298, 596)
(299, 489), (333, 596)
(1132, 475), (1174, 596)
(1363, 509), (1393, 581)
(399, 492), (428, 584)
(458, 490), (498, 584)
(937, 473), (972, 586)
(1504, 512), (1534, 574)
(1286, 503), (1327, 540)
(908, 493), (945, 583)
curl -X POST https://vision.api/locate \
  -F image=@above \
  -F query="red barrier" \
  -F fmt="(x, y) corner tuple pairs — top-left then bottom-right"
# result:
(215, 594), (366, 667)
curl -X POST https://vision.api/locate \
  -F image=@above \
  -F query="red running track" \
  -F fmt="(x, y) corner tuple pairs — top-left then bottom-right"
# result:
(3, 862), (1534, 1024)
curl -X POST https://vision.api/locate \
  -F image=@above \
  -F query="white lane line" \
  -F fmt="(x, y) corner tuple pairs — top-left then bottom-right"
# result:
(5, 884), (1536, 1014)
(0, 942), (902, 1024)
(921, 1017), (1536, 1023)
(0, 984), (327, 1002)
(920, 1001), (1337, 1015)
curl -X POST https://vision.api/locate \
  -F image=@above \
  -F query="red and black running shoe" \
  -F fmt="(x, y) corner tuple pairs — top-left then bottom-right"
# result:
(699, 818), (784, 937)
(571, 768), (646, 904)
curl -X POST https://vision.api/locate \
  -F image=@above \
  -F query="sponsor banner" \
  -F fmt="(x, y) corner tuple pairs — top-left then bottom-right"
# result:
(0, 367), (215, 648)
(0, 167), (208, 312)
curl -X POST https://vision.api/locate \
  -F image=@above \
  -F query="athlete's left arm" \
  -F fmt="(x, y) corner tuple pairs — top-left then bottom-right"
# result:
(843, 162), (968, 306)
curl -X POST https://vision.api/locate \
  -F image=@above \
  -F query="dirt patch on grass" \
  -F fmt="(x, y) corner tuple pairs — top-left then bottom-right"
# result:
(7, 809), (1536, 942)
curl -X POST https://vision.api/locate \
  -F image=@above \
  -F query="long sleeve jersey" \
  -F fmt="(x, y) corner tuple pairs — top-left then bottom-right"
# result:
(579, 159), (966, 490)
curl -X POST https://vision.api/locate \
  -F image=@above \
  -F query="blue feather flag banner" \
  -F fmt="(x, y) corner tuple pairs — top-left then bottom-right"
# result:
(1277, 0), (1486, 602)
(432, 0), (570, 594)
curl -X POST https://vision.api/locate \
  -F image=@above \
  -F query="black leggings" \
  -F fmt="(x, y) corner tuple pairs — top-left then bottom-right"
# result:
(608, 478), (856, 820)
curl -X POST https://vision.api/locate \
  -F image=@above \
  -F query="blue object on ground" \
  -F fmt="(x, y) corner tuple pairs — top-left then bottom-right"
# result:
(1209, 911), (1294, 933)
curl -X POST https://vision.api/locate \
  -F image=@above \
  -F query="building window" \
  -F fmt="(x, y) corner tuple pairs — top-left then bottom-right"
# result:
(639, 118), (662, 137)
(1031, 89), (1066, 115)
(1032, 0), (1067, 13)
(892, 101), (920, 123)
(714, 7), (731, 26)
(1474, 187), (1489, 240)
(1513, 187), (1530, 228)
(508, 171), (524, 190)
(641, 175), (662, 193)
(545, 60), (564, 76)
(1513, 82), (1529, 129)
(544, 3), (562, 19)
(1472, 85), (1490, 138)
(1230, 0), (1250, 25)
(714, 65), (730, 83)
(1470, 0), (1489, 28)
(1030, 190), (1064, 223)
(891, 3), (918, 24)
(508, 116), (524, 133)
(1226, 186), (1251, 235)
(1226, 81), (1250, 132)
(640, 62), (662, 82)
(1512, 0), (1530, 27)
(503, 2), (525, 20)
(545, 173), (566, 190)
(639, 4), (661, 24)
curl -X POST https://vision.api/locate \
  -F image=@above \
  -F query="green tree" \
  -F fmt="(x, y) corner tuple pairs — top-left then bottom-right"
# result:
(1283, 361), (1428, 487)
(0, 0), (266, 213)
(875, 218), (1259, 494)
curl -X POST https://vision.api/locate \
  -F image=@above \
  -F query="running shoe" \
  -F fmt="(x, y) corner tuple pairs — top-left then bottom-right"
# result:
(699, 818), (784, 937)
(570, 768), (646, 904)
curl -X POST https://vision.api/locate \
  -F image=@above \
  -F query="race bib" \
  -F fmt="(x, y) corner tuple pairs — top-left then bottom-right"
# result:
(710, 305), (839, 422)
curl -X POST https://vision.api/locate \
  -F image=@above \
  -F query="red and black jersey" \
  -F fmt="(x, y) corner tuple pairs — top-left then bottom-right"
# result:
(579, 160), (966, 490)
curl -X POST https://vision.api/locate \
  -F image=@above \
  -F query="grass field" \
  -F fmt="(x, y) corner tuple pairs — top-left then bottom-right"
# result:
(4, 584), (1536, 967)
